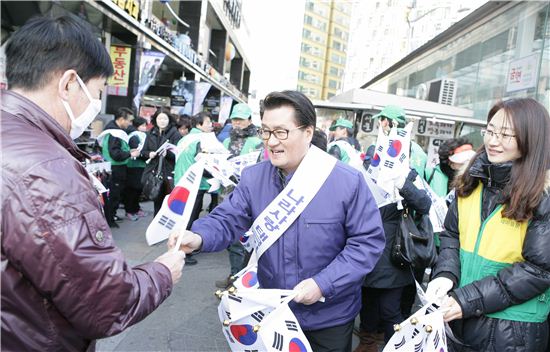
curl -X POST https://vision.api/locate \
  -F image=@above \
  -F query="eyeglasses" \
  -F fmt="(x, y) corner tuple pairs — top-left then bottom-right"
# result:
(258, 125), (305, 140)
(480, 129), (516, 143)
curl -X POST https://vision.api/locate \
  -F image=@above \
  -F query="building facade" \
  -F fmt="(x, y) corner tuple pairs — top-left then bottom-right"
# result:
(1, 0), (253, 126)
(343, 0), (484, 92)
(297, 0), (351, 100)
(361, 1), (550, 140)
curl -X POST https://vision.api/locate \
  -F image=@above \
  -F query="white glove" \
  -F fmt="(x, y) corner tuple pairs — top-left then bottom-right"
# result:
(425, 277), (453, 303)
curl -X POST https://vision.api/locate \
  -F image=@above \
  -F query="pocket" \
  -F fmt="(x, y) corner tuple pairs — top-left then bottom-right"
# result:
(83, 209), (112, 248)
(300, 218), (343, 276)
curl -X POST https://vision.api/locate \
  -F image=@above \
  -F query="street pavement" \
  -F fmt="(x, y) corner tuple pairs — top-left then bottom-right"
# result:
(96, 199), (362, 351)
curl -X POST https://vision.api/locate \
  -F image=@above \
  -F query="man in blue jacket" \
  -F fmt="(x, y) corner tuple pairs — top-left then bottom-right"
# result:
(170, 90), (385, 351)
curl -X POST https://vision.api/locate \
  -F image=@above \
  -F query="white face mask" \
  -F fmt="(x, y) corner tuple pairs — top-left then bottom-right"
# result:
(61, 74), (102, 139)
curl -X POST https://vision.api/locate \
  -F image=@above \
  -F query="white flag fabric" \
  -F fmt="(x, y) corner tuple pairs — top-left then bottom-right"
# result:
(145, 160), (204, 245)
(230, 151), (261, 179)
(383, 303), (448, 352)
(96, 129), (130, 145)
(376, 122), (414, 196)
(218, 290), (312, 352)
(197, 153), (236, 188)
(128, 130), (147, 152)
(413, 177), (448, 233)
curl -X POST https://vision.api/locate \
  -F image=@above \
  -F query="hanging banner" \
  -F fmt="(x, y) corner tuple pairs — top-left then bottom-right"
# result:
(193, 82), (212, 114)
(219, 96), (234, 125)
(107, 46), (132, 96)
(133, 50), (165, 109)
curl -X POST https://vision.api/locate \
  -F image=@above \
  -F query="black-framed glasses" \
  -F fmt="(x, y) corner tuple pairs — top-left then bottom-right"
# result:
(258, 125), (306, 140)
(480, 129), (516, 143)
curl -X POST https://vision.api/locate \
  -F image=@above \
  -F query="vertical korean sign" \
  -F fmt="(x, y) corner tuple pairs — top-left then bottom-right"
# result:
(107, 46), (131, 96)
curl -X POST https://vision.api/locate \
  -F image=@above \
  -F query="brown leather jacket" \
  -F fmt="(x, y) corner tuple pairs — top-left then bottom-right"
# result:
(1, 91), (173, 351)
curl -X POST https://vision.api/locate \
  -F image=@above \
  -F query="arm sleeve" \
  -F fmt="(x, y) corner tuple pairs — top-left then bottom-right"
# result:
(108, 136), (131, 161)
(312, 171), (386, 299)
(452, 212), (550, 319)
(191, 168), (254, 251)
(1, 161), (173, 339)
(399, 170), (432, 215)
(432, 199), (461, 285)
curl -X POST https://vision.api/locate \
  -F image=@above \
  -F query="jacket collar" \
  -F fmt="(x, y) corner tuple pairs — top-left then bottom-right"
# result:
(468, 151), (512, 189)
(1, 90), (88, 161)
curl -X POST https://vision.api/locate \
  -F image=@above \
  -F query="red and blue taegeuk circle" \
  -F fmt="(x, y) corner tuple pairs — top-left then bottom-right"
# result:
(167, 186), (190, 215)
(371, 153), (381, 167)
(230, 324), (257, 346)
(289, 337), (308, 352)
(387, 140), (402, 157)
(241, 271), (258, 288)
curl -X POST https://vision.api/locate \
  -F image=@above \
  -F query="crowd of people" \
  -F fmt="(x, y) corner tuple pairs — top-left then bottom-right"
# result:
(2, 14), (550, 352)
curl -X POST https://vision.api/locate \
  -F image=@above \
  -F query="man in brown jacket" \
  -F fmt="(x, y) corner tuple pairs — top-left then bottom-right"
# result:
(1, 15), (185, 351)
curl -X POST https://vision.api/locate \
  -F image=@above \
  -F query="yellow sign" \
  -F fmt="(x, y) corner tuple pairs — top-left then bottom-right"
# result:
(115, 0), (140, 20)
(107, 46), (132, 96)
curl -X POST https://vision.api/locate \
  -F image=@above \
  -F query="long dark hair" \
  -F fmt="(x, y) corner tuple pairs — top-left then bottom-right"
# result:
(455, 98), (550, 221)
(151, 107), (175, 132)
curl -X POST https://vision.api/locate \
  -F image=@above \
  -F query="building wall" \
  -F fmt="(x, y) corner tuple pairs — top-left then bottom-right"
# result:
(366, 2), (550, 122)
(343, 0), (484, 92)
(297, 0), (351, 100)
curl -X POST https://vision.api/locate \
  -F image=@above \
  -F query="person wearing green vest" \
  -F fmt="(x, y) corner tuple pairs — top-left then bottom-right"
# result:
(125, 117), (148, 220)
(216, 103), (262, 289)
(327, 118), (361, 164)
(173, 112), (213, 265)
(426, 98), (550, 351)
(101, 107), (139, 227)
(223, 103), (262, 157)
(425, 138), (476, 198)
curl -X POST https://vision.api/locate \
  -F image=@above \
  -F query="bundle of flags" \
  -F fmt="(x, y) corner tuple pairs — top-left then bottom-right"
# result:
(383, 283), (448, 352)
(216, 289), (312, 352)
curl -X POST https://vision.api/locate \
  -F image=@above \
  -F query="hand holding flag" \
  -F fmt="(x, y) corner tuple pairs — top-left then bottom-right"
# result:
(167, 229), (203, 254)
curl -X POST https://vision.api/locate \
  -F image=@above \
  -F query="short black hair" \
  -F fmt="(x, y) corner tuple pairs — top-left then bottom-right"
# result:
(132, 117), (147, 128)
(116, 107), (134, 120)
(192, 111), (212, 128)
(260, 90), (316, 128)
(177, 116), (192, 130)
(311, 129), (328, 151)
(5, 14), (113, 90)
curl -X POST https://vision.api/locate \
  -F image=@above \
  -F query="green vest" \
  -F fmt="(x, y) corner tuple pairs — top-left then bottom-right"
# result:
(425, 165), (449, 198)
(458, 184), (550, 323)
(174, 128), (210, 190)
(102, 134), (130, 166)
(223, 135), (262, 156)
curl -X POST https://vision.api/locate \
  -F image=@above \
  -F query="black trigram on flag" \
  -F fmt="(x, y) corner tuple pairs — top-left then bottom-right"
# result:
(272, 331), (284, 351)
(394, 336), (406, 349)
(244, 350), (259, 352)
(397, 129), (407, 137)
(377, 145), (383, 152)
(411, 328), (420, 338)
(285, 320), (298, 332)
(186, 170), (196, 184)
(425, 303), (438, 314)
(224, 329), (235, 344)
(159, 215), (176, 230)
(399, 153), (406, 162)
(414, 341), (423, 352)
(251, 310), (265, 322)
(228, 294), (242, 303)
(433, 330), (440, 347)
(384, 160), (394, 168)
(225, 310), (231, 320)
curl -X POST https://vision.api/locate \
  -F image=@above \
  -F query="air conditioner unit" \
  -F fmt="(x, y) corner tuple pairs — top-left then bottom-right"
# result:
(427, 78), (457, 106)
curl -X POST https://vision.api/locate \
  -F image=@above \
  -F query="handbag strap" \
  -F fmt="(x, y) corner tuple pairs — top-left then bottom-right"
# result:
(156, 155), (164, 176)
